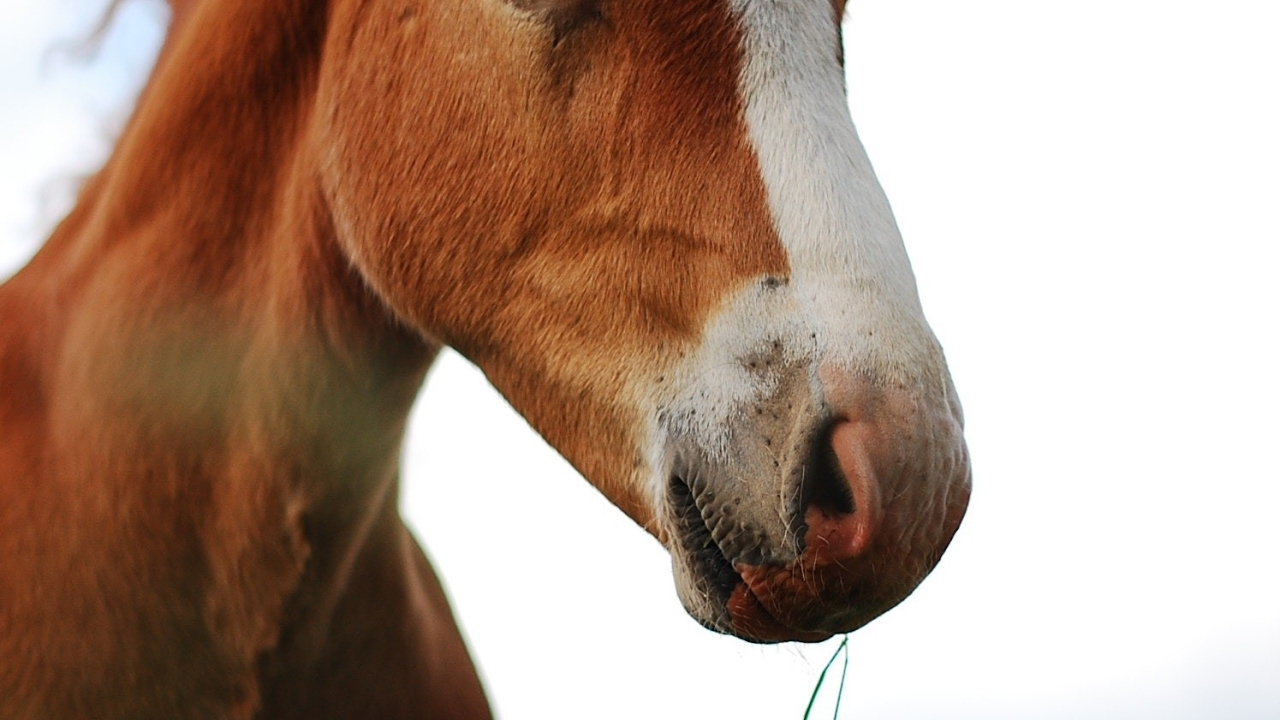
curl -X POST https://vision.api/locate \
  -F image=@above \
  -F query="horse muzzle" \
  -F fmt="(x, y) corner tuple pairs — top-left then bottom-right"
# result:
(663, 371), (971, 643)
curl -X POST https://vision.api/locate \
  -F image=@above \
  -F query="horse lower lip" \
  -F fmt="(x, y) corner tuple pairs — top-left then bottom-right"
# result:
(725, 580), (831, 643)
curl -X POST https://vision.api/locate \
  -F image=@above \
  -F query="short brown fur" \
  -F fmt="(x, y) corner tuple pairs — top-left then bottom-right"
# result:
(0, 0), (787, 717)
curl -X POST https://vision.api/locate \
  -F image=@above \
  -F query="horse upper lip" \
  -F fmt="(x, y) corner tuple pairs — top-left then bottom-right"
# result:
(667, 471), (741, 603)
(669, 469), (843, 643)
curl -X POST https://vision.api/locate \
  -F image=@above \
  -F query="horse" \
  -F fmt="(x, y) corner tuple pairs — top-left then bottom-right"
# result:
(0, 0), (971, 717)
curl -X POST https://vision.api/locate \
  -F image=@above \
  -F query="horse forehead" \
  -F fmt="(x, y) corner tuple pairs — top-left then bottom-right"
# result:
(502, 0), (890, 351)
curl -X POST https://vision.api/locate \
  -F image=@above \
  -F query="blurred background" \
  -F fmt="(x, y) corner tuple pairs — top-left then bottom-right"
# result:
(2, 1), (1277, 717)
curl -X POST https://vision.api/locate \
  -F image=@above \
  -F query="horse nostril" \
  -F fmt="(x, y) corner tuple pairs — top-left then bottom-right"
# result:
(801, 420), (883, 562)
(803, 423), (855, 517)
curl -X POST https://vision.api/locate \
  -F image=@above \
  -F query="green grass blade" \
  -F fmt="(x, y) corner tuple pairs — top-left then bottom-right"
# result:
(831, 636), (850, 719)
(803, 635), (850, 720)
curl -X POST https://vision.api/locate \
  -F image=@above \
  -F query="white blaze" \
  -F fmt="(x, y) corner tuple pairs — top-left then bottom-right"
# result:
(642, 0), (946, 504)
(730, 0), (936, 371)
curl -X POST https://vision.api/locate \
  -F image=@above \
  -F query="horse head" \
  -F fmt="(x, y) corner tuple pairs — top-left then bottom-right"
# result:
(318, 0), (968, 642)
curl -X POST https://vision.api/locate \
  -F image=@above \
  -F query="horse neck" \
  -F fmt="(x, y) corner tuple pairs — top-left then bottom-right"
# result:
(7, 0), (432, 518)
(0, 3), (443, 696)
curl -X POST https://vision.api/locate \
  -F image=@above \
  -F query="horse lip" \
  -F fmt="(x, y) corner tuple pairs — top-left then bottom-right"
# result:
(665, 434), (970, 643)
(725, 574), (833, 643)
(668, 470), (820, 643)
(667, 462), (829, 642)
(667, 471), (741, 605)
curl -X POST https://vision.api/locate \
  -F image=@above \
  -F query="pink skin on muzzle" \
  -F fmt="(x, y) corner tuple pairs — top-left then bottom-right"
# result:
(726, 391), (970, 642)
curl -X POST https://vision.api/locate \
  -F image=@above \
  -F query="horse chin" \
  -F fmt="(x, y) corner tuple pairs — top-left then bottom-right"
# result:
(723, 582), (841, 644)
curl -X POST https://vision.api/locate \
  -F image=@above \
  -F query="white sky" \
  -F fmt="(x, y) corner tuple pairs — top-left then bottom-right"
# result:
(2, 1), (1277, 718)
